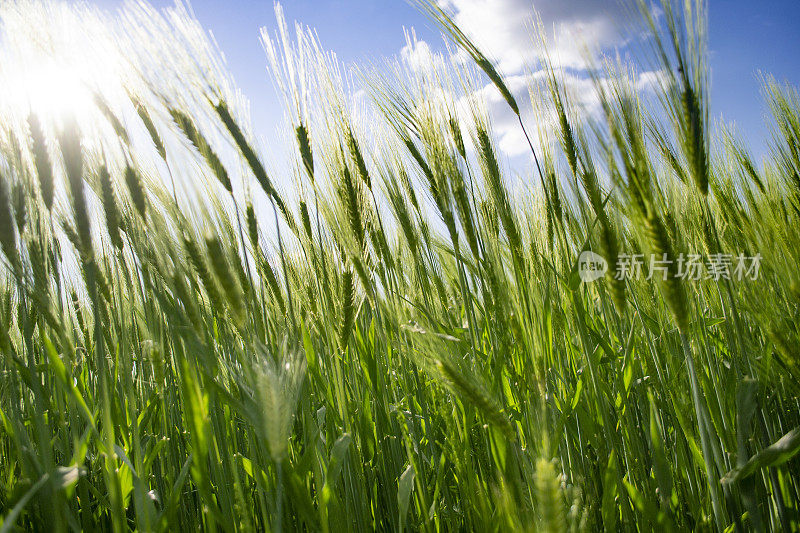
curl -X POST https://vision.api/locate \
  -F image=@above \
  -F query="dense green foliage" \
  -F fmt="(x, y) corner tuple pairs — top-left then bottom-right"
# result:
(1, 0), (800, 531)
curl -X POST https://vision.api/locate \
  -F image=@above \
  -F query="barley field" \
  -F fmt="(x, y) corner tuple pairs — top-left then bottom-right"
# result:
(0, 0), (799, 531)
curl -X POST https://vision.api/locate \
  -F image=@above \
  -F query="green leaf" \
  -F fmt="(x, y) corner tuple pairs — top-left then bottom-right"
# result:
(649, 391), (673, 506)
(1, 473), (50, 533)
(736, 378), (759, 451)
(397, 464), (415, 533)
(723, 427), (800, 484)
(302, 319), (318, 374)
(602, 451), (619, 532)
(0, 467), (83, 533)
(326, 433), (352, 488)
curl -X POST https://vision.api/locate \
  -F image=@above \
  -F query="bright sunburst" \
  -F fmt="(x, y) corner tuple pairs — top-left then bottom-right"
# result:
(0, 0), (129, 134)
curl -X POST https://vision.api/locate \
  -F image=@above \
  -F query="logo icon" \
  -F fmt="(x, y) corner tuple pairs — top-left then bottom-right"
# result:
(578, 251), (607, 282)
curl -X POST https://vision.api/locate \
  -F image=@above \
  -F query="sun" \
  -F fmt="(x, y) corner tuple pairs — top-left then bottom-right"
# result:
(0, 1), (129, 133)
(14, 60), (99, 124)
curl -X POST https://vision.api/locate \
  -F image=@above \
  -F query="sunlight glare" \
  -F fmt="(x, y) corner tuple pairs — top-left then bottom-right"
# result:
(0, 1), (129, 134)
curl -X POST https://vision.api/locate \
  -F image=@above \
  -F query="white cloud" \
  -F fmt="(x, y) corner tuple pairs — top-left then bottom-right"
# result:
(437, 0), (629, 73)
(400, 38), (434, 72)
(396, 2), (658, 164)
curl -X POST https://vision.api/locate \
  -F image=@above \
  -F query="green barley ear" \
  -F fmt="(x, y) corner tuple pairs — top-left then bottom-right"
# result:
(295, 123), (314, 181)
(600, 220), (626, 311)
(299, 200), (313, 240)
(640, 0), (709, 195)
(0, 303), (11, 354)
(228, 237), (251, 296)
(171, 108), (232, 193)
(270, 190), (298, 235)
(93, 93), (129, 144)
(27, 239), (48, 296)
(253, 343), (306, 462)
(213, 99), (274, 196)
(347, 128), (371, 190)
(644, 211), (689, 332)
(59, 118), (92, 261)
(28, 114), (54, 210)
(435, 358), (515, 439)
(205, 232), (245, 325)
(681, 83), (708, 195)
(476, 126), (521, 255)
(553, 93), (578, 178)
(403, 136), (457, 238)
(341, 164), (365, 250)
(650, 124), (689, 186)
(133, 98), (167, 161)
(94, 261), (112, 303)
(258, 254), (285, 315)
(60, 216), (81, 253)
(171, 271), (201, 327)
(451, 175), (479, 259)
(725, 131), (766, 193)
(245, 201), (259, 249)
(534, 458), (567, 533)
(413, 0), (518, 115)
(12, 182), (26, 234)
(385, 177), (418, 256)
(124, 166), (147, 218)
(69, 289), (86, 334)
(403, 137), (434, 187)
(100, 166), (122, 249)
(339, 266), (355, 351)
(398, 166), (420, 212)
(580, 168), (603, 219)
(0, 170), (18, 268)
(183, 232), (225, 314)
(449, 117), (467, 160)
(481, 198), (500, 239)
(545, 163), (562, 224)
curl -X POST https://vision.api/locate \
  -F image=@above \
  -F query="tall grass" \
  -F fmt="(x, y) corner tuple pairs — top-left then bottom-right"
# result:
(1, 0), (799, 531)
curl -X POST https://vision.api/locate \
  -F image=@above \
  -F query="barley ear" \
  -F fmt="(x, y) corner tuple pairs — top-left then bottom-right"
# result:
(413, 0), (519, 116)
(28, 114), (54, 210)
(133, 99), (167, 160)
(93, 93), (129, 144)
(534, 458), (567, 533)
(347, 128), (371, 190)
(0, 171), (18, 268)
(259, 255), (285, 315)
(205, 232), (245, 326)
(59, 118), (93, 261)
(125, 166), (147, 219)
(644, 212), (689, 332)
(295, 123), (314, 182)
(299, 200), (313, 240)
(171, 108), (232, 192)
(600, 220), (626, 311)
(100, 166), (123, 249)
(245, 201), (259, 249)
(339, 267), (355, 351)
(183, 232), (225, 315)
(12, 183), (26, 234)
(449, 117), (467, 160)
(170, 270), (201, 327)
(342, 165), (365, 250)
(214, 99), (271, 195)
(435, 358), (514, 439)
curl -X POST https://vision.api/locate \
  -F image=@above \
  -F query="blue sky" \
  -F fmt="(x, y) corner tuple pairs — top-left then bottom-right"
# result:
(89, 0), (799, 164)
